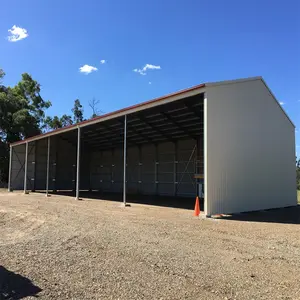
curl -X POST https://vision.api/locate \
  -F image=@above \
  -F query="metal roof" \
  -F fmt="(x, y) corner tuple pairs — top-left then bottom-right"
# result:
(10, 76), (294, 147)
(11, 82), (206, 146)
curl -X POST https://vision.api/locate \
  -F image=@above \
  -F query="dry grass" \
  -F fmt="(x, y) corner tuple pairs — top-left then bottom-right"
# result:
(1, 192), (300, 299)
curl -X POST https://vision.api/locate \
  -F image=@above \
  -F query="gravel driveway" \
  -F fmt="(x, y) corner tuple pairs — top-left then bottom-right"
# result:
(1, 192), (300, 299)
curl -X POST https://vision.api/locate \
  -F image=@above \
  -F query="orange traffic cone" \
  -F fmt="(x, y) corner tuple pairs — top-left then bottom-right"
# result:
(194, 196), (200, 216)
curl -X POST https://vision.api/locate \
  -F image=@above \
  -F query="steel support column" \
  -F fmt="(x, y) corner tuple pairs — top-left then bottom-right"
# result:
(154, 144), (158, 195)
(75, 126), (81, 200)
(123, 115), (127, 206)
(8, 145), (13, 192)
(174, 141), (178, 196)
(204, 92), (208, 216)
(46, 137), (51, 197)
(24, 142), (29, 194)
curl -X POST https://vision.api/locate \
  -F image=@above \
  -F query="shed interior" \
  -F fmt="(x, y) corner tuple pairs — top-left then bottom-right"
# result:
(10, 92), (204, 209)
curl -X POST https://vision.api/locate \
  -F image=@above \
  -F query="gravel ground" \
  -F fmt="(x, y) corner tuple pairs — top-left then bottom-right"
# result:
(1, 192), (300, 299)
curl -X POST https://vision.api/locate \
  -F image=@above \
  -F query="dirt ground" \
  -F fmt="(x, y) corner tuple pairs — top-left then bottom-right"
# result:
(1, 191), (300, 299)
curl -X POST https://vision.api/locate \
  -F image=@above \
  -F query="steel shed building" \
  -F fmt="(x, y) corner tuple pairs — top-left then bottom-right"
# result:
(8, 77), (297, 216)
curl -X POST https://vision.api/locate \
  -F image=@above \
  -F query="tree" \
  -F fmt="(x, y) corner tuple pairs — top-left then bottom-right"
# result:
(61, 114), (73, 127)
(72, 99), (83, 123)
(0, 69), (51, 183)
(44, 114), (73, 131)
(0, 69), (5, 83)
(89, 97), (101, 118)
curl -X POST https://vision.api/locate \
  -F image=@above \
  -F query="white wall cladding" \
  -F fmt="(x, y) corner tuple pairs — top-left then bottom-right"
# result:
(90, 138), (200, 197)
(205, 79), (297, 216)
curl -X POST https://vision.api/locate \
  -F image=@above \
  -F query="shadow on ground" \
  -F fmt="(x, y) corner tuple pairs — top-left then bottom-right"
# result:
(220, 205), (300, 225)
(0, 266), (42, 299)
(34, 190), (204, 211)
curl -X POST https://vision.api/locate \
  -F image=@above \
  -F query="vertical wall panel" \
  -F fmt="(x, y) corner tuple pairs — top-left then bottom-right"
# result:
(35, 139), (48, 190)
(206, 79), (297, 215)
(11, 144), (26, 190)
(56, 137), (77, 190)
(11, 143), (35, 191)
(127, 146), (139, 193)
(26, 143), (35, 190)
(89, 138), (199, 197)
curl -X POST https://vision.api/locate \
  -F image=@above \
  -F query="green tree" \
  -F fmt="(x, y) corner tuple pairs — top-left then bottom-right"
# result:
(72, 99), (83, 123)
(0, 69), (5, 83)
(44, 114), (73, 131)
(0, 69), (51, 183)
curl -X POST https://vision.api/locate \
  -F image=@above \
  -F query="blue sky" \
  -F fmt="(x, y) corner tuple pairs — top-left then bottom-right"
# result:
(0, 0), (299, 152)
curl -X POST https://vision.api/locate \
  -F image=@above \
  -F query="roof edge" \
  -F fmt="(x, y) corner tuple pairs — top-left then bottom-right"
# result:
(205, 76), (263, 87)
(206, 76), (295, 128)
(10, 83), (206, 146)
(260, 78), (295, 128)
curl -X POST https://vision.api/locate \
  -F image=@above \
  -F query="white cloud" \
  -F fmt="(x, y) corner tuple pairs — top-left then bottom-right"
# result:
(79, 64), (98, 74)
(8, 25), (28, 42)
(144, 64), (161, 71)
(133, 68), (146, 75)
(100, 60), (106, 64)
(279, 102), (285, 106)
(133, 63), (161, 75)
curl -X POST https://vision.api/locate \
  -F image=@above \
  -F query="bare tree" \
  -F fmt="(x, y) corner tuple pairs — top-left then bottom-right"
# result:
(89, 97), (103, 118)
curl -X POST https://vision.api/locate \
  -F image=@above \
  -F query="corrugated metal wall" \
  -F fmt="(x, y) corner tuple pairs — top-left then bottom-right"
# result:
(205, 79), (297, 215)
(55, 138), (77, 190)
(11, 143), (35, 191)
(90, 138), (200, 197)
(35, 137), (58, 191)
(11, 136), (203, 198)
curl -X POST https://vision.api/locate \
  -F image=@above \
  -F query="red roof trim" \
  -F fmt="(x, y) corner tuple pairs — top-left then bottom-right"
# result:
(10, 83), (206, 146)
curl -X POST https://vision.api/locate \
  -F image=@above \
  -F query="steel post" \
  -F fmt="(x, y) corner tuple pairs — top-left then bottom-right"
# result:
(123, 115), (127, 205)
(46, 137), (51, 197)
(76, 126), (81, 200)
(24, 142), (29, 194)
(8, 145), (13, 192)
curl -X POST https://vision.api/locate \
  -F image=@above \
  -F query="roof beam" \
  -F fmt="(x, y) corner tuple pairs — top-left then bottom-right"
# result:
(137, 115), (175, 142)
(117, 120), (155, 144)
(184, 101), (202, 119)
(161, 111), (196, 140)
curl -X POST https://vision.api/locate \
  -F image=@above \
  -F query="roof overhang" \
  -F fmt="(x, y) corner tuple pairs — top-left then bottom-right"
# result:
(10, 83), (206, 146)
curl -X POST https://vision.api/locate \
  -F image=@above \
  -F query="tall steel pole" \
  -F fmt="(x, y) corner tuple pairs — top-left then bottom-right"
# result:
(24, 142), (29, 194)
(203, 92), (209, 216)
(75, 126), (81, 200)
(123, 115), (127, 205)
(46, 137), (51, 197)
(8, 145), (12, 192)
